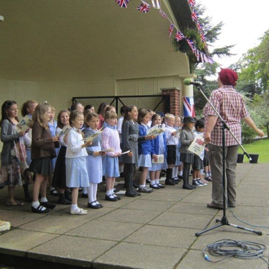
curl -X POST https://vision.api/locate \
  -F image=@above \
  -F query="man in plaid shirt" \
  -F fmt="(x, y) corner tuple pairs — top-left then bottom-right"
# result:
(204, 68), (264, 209)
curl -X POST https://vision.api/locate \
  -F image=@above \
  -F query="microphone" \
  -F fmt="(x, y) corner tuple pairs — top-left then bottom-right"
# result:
(183, 79), (203, 87)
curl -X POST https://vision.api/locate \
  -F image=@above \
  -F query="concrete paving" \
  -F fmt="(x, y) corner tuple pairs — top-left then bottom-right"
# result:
(0, 163), (268, 269)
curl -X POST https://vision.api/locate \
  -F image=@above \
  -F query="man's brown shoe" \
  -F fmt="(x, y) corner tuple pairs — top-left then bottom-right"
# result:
(207, 202), (223, 209)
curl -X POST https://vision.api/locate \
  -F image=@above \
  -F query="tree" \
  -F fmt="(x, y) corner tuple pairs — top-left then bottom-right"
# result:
(233, 30), (269, 97)
(191, 3), (235, 112)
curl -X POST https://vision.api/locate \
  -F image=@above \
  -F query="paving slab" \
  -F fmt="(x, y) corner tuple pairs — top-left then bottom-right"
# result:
(0, 229), (58, 257)
(94, 242), (186, 269)
(98, 208), (162, 224)
(66, 219), (142, 241)
(28, 235), (117, 267)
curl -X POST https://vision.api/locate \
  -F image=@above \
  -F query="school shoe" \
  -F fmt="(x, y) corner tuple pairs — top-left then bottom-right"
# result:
(88, 201), (102, 209)
(105, 194), (118, 201)
(192, 180), (203, 187)
(197, 179), (207, 186)
(50, 188), (59, 196)
(40, 202), (56, 209)
(205, 176), (212, 182)
(165, 178), (175, 185)
(173, 178), (179, 184)
(133, 181), (139, 189)
(95, 201), (103, 208)
(182, 184), (194, 190)
(150, 183), (160, 189)
(31, 205), (51, 214)
(157, 183), (165, 188)
(113, 194), (121, 200)
(138, 186), (153, 193)
(70, 207), (88, 215)
(58, 194), (71, 205)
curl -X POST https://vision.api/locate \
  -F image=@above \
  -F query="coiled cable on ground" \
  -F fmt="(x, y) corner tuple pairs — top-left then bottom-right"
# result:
(203, 239), (268, 264)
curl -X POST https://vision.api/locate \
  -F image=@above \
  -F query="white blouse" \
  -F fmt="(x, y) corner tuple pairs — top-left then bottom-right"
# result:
(65, 128), (87, 158)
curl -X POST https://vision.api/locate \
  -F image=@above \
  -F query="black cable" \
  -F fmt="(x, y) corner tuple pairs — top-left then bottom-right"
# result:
(203, 239), (268, 264)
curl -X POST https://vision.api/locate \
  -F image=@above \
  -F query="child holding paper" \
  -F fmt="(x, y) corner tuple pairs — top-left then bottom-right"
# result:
(180, 116), (196, 190)
(148, 114), (166, 189)
(192, 119), (207, 187)
(101, 111), (122, 201)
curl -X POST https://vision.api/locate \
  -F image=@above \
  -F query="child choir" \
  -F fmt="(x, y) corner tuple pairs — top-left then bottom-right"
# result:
(0, 100), (210, 215)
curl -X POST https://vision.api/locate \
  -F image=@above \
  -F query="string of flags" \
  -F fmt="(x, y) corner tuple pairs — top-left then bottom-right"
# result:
(114, 0), (214, 64)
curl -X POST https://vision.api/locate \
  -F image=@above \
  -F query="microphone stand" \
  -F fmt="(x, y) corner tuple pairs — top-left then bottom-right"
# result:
(194, 85), (262, 237)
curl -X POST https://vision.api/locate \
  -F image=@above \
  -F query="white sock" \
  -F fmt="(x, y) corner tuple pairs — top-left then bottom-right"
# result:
(83, 187), (87, 195)
(87, 184), (94, 203)
(93, 183), (98, 201)
(40, 197), (48, 203)
(151, 180), (156, 185)
(139, 185), (145, 188)
(32, 201), (40, 208)
(71, 204), (78, 211)
(179, 170), (183, 176)
(155, 179), (159, 184)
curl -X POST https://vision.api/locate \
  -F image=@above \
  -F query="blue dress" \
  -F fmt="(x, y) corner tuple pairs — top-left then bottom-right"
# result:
(84, 127), (102, 184)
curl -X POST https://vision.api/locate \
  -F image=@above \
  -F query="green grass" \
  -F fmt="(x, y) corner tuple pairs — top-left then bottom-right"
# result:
(238, 138), (269, 163)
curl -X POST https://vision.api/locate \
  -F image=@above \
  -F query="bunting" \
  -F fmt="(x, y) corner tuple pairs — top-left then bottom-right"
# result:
(137, 1), (151, 13)
(115, 0), (129, 8)
(114, 0), (214, 64)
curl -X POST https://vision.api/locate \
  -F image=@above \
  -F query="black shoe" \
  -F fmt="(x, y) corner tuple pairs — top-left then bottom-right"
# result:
(88, 202), (102, 209)
(65, 191), (72, 201)
(173, 178), (179, 184)
(133, 181), (139, 188)
(40, 202), (56, 209)
(58, 198), (71, 205)
(31, 205), (51, 213)
(157, 183), (165, 188)
(125, 192), (136, 197)
(105, 194), (118, 201)
(81, 193), (88, 198)
(50, 188), (59, 196)
(114, 194), (121, 200)
(165, 178), (175, 185)
(150, 184), (160, 189)
(182, 185), (194, 190)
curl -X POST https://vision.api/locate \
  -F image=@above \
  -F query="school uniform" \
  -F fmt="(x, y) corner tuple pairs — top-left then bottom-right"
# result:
(65, 128), (89, 188)
(138, 124), (153, 168)
(101, 125), (121, 178)
(149, 131), (167, 172)
(84, 127), (102, 184)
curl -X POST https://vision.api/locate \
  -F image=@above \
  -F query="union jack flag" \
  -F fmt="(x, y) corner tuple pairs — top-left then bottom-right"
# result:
(191, 11), (198, 22)
(183, 97), (195, 117)
(159, 9), (167, 19)
(169, 24), (174, 37)
(186, 39), (195, 53)
(188, 0), (196, 8)
(200, 33), (206, 42)
(137, 1), (151, 13)
(175, 31), (184, 42)
(115, 0), (129, 8)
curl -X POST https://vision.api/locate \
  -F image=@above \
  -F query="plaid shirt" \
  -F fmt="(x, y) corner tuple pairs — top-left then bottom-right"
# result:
(204, 86), (250, 146)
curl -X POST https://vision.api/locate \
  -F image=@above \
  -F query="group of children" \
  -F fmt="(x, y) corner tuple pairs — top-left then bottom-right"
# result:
(0, 100), (211, 215)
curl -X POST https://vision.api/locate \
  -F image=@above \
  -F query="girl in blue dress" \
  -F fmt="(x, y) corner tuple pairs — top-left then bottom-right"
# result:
(148, 114), (167, 189)
(137, 109), (156, 193)
(84, 112), (105, 209)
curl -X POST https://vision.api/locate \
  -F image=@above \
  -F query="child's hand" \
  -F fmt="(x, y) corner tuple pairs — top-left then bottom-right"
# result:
(172, 131), (177, 136)
(128, 151), (133, 158)
(83, 140), (92, 148)
(152, 154), (158, 162)
(19, 130), (27, 137)
(99, 151), (106, 156)
(93, 151), (100, 156)
(52, 136), (59, 142)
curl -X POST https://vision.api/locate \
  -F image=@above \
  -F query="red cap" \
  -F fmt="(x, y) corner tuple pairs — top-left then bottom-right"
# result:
(218, 68), (238, 86)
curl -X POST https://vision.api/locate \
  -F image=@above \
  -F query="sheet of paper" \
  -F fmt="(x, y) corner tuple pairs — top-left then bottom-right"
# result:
(84, 130), (102, 142)
(152, 154), (164, 164)
(147, 125), (165, 136)
(188, 134), (205, 156)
